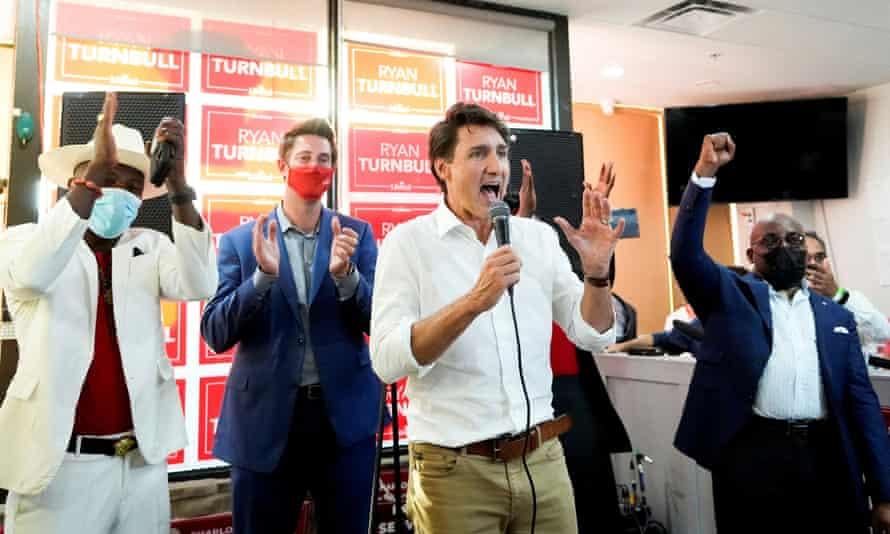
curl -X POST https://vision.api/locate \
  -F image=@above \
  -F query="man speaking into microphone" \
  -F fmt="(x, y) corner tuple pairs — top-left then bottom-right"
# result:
(370, 102), (623, 534)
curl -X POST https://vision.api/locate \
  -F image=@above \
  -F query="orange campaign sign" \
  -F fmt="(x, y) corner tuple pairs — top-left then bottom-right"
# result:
(161, 301), (188, 366)
(53, 3), (190, 90)
(54, 37), (189, 91)
(201, 20), (318, 100)
(201, 106), (307, 182)
(348, 43), (446, 114)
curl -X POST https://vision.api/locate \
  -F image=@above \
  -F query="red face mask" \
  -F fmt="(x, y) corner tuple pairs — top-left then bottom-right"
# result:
(286, 166), (334, 201)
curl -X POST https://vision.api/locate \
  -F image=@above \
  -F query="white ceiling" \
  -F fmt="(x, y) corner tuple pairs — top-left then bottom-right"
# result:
(487, 0), (890, 108)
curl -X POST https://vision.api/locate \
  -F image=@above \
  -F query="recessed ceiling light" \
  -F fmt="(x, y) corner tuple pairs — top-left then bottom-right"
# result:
(602, 65), (625, 79)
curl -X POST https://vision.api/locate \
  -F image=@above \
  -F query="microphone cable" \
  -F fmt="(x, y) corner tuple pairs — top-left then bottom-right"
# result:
(508, 291), (537, 534)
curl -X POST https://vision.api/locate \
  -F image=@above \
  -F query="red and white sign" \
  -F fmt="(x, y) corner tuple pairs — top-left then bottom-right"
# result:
(55, 2), (191, 92)
(198, 376), (228, 461)
(374, 465), (413, 533)
(349, 129), (438, 193)
(202, 20), (317, 65)
(200, 21), (317, 100)
(202, 194), (281, 250)
(202, 54), (315, 100)
(350, 202), (437, 247)
(201, 106), (306, 182)
(56, 3), (191, 47)
(162, 302), (187, 366)
(381, 378), (409, 444)
(200, 194), (280, 363)
(167, 379), (187, 465)
(456, 61), (543, 125)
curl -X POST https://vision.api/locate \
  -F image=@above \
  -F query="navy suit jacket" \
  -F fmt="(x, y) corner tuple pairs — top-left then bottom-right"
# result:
(201, 207), (383, 473)
(671, 182), (890, 509)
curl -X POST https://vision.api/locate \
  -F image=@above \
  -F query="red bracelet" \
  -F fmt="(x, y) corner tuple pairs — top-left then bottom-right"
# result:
(70, 178), (103, 197)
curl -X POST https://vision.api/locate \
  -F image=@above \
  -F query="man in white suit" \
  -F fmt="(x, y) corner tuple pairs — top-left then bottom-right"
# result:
(0, 93), (217, 533)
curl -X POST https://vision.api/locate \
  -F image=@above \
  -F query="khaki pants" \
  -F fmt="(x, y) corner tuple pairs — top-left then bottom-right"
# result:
(407, 437), (577, 534)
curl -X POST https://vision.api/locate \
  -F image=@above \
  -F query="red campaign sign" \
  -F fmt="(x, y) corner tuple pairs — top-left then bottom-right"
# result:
(162, 302), (187, 366)
(201, 106), (306, 182)
(374, 465), (413, 534)
(198, 376), (228, 461)
(56, 3), (191, 48)
(167, 379), (186, 465)
(456, 61), (543, 125)
(202, 54), (315, 100)
(200, 21), (317, 100)
(349, 129), (439, 193)
(381, 378), (409, 444)
(199, 195), (280, 363)
(202, 20), (317, 65)
(350, 203), (437, 247)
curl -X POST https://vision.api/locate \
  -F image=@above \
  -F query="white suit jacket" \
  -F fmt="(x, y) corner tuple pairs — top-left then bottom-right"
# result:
(0, 198), (217, 495)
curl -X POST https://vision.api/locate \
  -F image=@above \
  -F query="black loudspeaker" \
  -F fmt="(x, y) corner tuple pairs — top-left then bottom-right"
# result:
(508, 129), (585, 275)
(60, 92), (186, 240)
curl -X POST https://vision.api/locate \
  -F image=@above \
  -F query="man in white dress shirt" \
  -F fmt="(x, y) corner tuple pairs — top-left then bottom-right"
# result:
(370, 103), (622, 534)
(672, 132), (890, 534)
(805, 230), (890, 350)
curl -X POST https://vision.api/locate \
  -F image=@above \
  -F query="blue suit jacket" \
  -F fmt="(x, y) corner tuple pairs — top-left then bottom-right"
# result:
(671, 182), (890, 509)
(201, 207), (383, 472)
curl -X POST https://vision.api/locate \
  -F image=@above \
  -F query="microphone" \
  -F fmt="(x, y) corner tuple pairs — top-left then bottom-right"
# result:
(489, 200), (513, 296)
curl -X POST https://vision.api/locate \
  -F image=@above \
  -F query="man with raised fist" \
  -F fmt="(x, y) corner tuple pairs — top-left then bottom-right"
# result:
(672, 133), (890, 533)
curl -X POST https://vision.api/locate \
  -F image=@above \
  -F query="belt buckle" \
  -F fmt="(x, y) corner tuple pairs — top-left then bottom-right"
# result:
(113, 437), (136, 457)
(491, 438), (502, 461)
(788, 421), (809, 439)
(306, 384), (322, 400)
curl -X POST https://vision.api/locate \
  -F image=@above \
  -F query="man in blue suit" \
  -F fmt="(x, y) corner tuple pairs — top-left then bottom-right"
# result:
(672, 133), (890, 533)
(201, 119), (382, 534)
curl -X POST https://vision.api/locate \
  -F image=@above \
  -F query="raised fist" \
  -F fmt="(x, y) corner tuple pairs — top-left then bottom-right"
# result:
(694, 133), (736, 178)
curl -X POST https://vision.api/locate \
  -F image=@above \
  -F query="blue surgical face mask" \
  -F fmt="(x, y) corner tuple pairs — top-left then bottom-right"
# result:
(88, 188), (142, 239)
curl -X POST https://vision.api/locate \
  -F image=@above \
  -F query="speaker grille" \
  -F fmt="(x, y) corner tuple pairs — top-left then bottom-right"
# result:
(508, 129), (585, 275)
(60, 92), (186, 240)
(61, 92), (186, 145)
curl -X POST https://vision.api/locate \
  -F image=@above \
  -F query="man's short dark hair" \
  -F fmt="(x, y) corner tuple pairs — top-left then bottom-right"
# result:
(805, 231), (827, 252)
(428, 102), (510, 193)
(279, 118), (337, 164)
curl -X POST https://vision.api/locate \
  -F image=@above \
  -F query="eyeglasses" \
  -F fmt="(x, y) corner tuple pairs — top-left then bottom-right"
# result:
(755, 231), (806, 250)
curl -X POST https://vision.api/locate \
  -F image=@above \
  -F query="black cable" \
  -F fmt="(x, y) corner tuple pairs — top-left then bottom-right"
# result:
(509, 294), (537, 534)
(391, 382), (407, 534)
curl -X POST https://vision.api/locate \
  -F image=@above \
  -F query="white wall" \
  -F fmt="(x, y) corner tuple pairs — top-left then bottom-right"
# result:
(814, 82), (890, 315)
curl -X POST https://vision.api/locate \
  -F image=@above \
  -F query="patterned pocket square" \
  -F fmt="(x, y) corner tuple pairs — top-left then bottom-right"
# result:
(833, 326), (850, 334)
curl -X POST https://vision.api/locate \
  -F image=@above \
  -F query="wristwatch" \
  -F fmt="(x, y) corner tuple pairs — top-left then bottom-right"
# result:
(168, 185), (196, 205)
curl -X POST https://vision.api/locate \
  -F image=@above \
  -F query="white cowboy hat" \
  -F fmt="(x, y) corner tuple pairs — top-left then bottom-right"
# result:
(38, 124), (151, 188)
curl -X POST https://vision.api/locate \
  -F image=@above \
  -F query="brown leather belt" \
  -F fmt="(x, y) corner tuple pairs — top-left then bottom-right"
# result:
(463, 415), (573, 461)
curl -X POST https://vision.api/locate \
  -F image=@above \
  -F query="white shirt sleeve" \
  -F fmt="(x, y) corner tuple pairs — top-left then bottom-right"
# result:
(547, 226), (615, 352)
(690, 171), (717, 189)
(846, 289), (890, 346)
(369, 226), (434, 384)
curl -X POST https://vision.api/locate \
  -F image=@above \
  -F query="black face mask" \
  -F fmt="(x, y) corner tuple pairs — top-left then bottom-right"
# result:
(761, 247), (806, 291)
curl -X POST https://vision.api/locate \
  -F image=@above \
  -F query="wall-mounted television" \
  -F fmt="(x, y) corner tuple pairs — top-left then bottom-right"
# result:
(664, 97), (848, 205)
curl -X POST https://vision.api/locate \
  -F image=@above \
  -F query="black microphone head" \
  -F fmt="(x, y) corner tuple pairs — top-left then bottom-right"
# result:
(489, 200), (510, 220)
